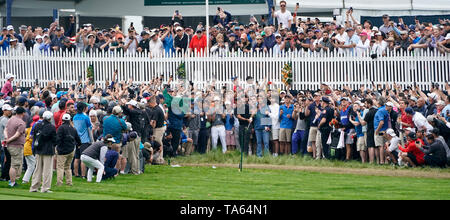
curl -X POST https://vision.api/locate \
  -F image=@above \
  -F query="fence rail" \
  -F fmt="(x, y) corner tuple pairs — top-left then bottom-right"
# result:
(0, 49), (449, 91)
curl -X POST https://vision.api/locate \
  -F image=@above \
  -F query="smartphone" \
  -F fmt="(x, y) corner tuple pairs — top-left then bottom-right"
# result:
(296, 3), (299, 6)
(35, 78), (39, 86)
(415, 141), (420, 144)
(175, 10), (179, 15)
(71, 84), (75, 90)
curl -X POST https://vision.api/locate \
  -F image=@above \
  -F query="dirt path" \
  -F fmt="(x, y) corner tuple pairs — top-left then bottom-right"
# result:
(180, 163), (450, 179)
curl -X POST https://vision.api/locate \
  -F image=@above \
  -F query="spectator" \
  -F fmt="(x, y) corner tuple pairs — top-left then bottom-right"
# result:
(81, 135), (115, 183)
(29, 111), (56, 192)
(272, 0), (293, 30)
(4, 106), (27, 187)
(50, 27), (65, 52)
(56, 114), (81, 186)
(384, 128), (401, 164)
(399, 132), (425, 167)
(174, 26), (189, 54)
(1, 74), (14, 98)
(419, 134), (447, 168)
(73, 102), (94, 179)
(0, 104), (13, 181)
(189, 28), (207, 55)
(149, 31), (164, 57)
(279, 95), (294, 155)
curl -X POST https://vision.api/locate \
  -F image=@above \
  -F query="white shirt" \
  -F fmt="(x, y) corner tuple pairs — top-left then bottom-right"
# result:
(149, 38), (164, 57)
(356, 39), (370, 57)
(274, 10), (293, 29)
(33, 42), (43, 55)
(335, 32), (347, 53)
(371, 40), (387, 55)
(269, 103), (280, 130)
(125, 36), (141, 54)
(388, 136), (401, 153)
(412, 112), (433, 132)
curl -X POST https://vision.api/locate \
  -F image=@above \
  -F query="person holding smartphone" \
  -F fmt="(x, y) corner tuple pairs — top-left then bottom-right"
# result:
(398, 132), (425, 167)
(272, 1), (293, 30)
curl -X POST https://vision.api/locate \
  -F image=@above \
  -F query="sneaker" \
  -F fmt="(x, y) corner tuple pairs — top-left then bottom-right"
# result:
(41, 190), (53, 193)
(29, 189), (38, 193)
(8, 181), (18, 187)
(120, 171), (125, 175)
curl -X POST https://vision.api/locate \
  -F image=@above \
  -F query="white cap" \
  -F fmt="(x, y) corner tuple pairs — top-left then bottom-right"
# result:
(105, 137), (116, 143)
(126, 122), (133, 131)
(385, 102), (394, 107)
(62, 114), (71, 121)
(2, 104), (13, 111)
(36, 35), (44, 40)
(436, 100), (445, 106)
(5, 73), (15, 80)
(372, 26), (379, 31)
(176, 26), (183, 31)
(274, 33), (281, 38)
(405, 127), (416, 133)
(427, 92), (438, 100)
(6, 25), (13, 31)
(140, 98), (148, 104)
(112, 106), (123, 115)
(214, 96), (221, 101)
(50, 93), (57, 99)
(43, 111), (53, 120)
(90, 96), (100, 104)
(126, 100), (138, 107)
(89, 110), (97, 117)
(386, 128), (396, 137)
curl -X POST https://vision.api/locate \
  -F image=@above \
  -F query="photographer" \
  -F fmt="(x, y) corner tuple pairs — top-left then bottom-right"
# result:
(137, 31), (150, 53)
(124, 27), (139, 54)
(214, 7), (232, 27)
(172, 10), (185, 28)
(0, 27), (11, 53)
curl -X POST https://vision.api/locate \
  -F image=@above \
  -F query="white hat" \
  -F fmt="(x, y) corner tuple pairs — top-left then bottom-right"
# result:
(90, 96), (100, 104)
(385, 102), (394, 107)
(112, 106), (123, 115)
(105, 137), (116, 143)
(445, 33), (450, 40)
(372, 26), (379, 31)
(126, 122), (133, 131)
(62, 113), (71, 121)
(176, 26), (183, 31)
(6, 25), (13, 31)
(274, 33), (281, 38)
(140, 98), (148, 104)
(89, 110), (97, 117)
(36, 35), (44, 40)
(436, 100), (445, 106)
(43, 111), (53, 120)
(2, 104), (13, 111)
(50, 93), (57, 99)
(386, 128), (396, 137)
(5, 73), (15, 80)
(213, 96), (221, 102)
(126, 100), (138, 107)
(427, 92), (438, 100)
(405, 127), (416, 133)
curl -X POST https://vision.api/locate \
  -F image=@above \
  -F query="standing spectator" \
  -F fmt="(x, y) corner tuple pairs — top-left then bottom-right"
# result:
(126, 131), (141, 175)
(279, 95), (294, 155)
(29, 111), (56, 193)
(0, 104), (13, 181)
(73, 102), (94, 179)
(292, 98), (307, 155)
(254, 96), (271, 157)
(363, 99), (378, 163)
(317, 97), (334, 159)
(272, 1), (293, 30)
(352, 102), (367, 163)
(263, 27), (276, 51)
(81, 135), (115, 183)
(22, 114), (39, 184)
(149, 32), (164, 57)
(56, 114), (81, 186)
(161, 26), (175, 56)
(374, 97), (390, 164)
(148, 96), (166, 157)
(174, 26), (189, 54)
(214, 7), (232, 27)
(209, 97), (227, 153)
(137, 31), (150, 53)
(4, 107), (27, 187)
(50, 27), (65, 52)
(379, 14), (394, 35)
(306, 93), (321, 158)
(189, 28), (207, 55)
(124, 28), (140, 54)
(1, 74), (14, 98)
(269, 95), (280, 156)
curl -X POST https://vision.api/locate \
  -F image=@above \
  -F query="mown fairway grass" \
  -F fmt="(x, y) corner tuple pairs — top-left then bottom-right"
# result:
(0, 151), (449, 200)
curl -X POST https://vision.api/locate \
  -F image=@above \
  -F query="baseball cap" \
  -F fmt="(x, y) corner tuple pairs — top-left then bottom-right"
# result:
(105, 136), (116, 143)
(6, 25), (13, 31)
(126, 100), (138, 107)
(129, 131), (138, 139)
(385, 102), (394, 107)
(436, 100), (445, 106)
(408, 132), (416, 139)
(426, 115), (435, 123)
(112, 106), (123, 115)
(43, 111), (53, 120)
(427, 92), (438, 100)
(404, 107), (414, 115)
(386, 129), (396, 137)
(322, 97), (331, 104)
(275, 33), (281, 38)
(2, 104), (13, 111)
(62, 114), (71, 121)
(57, 91), (68, 99)
(175, 26), (183, 31)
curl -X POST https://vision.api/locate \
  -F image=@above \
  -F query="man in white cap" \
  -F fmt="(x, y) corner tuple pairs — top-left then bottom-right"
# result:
(81, 134), (116, 183)
(33, 35), (44, 55)
(1, 73), (15, 98)
(56, 114), (81, 186)
(30, 111), (56, 193)
(149, 31), (163, 57)
(174, 26), (189, 53)
(384, 128), (401, 164)
(0, 104), (13, 181)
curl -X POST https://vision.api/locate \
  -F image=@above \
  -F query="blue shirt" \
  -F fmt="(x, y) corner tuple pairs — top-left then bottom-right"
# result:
(374, 106), (389, 132)
(279, 104), (294, 129)
(103, 115), (127, 144)
(254, 105), (271, 130)
(225, 114), (234, 131)
(163, 34), (175, 56)
(0, 35), (10, 53)
(308, 102), (322, 126)
(73, 113), (92, 144)
(355, 110), (364, 137)
(345, 34), (360, 55)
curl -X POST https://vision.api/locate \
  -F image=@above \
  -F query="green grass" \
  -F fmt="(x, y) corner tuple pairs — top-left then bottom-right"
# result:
(172, 150), (450, 174)
(0, 162), (449, 200)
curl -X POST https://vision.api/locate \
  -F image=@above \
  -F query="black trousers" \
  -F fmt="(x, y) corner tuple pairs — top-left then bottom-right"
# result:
(320, 127), (332, 159)
(168, 127), (181, 157)
(239, 126), (251, 155)
(198, 128), (209, 154)
(1, 146), (11, 180)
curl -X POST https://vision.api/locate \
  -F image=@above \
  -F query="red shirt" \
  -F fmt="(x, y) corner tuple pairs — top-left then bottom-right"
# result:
(189, 34), (207, 55)
(54, 109), (66, 130)
(400, 109), (414, 128)
(399, 140), (425, 165)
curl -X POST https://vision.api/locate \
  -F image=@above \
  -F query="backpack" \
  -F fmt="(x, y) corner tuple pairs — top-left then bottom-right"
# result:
(32, 122), (43, 152)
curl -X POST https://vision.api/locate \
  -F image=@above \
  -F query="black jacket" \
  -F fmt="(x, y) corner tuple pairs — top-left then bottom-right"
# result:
(122, 105), (143, 136)
(33, 120), (57, 155)
(174, 33), (189, 52)
(56, 122), (81, 155)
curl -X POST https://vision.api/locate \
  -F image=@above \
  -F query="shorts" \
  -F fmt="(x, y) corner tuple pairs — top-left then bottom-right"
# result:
(7, 147), (23, 170)
(279, 128), (292, 142)
(374, 134), (386, 148)
(226, 130), (236, 146)
(121, 144), (129, 159)
(345, 129), (355, 145)
(75, 143), (91, 159)
(271, 128), (280, 141)
(308, 127), (318, 143)
(356, 136), (366, 151)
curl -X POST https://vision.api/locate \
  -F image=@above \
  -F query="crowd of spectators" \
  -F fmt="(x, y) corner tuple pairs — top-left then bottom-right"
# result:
(0, 1), (449, 56)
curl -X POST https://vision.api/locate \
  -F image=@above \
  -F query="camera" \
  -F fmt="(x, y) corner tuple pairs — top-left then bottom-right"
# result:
(175, 10), (179, 15)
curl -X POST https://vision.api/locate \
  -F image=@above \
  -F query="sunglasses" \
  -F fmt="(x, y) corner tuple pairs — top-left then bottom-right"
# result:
(281, 5), (286, 7)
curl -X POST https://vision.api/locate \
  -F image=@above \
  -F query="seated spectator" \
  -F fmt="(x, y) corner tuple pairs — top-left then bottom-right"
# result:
(399, 132), (425, 167)
(419, 134), (447, 168)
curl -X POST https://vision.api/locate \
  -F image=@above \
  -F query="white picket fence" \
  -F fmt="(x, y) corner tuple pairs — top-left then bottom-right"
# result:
(0, 49), (449, 91)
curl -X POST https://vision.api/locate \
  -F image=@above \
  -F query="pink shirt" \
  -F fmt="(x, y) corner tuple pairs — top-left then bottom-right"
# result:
(1, 80), (12, 98)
